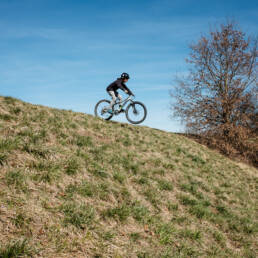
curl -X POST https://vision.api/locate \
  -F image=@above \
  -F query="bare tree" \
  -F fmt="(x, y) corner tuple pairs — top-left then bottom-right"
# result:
(171, 22), (257, 140)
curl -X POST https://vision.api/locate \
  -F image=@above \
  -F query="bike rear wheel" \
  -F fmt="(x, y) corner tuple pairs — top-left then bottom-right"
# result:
(125, 101), (147, 124)
(94, 99), (113, 120)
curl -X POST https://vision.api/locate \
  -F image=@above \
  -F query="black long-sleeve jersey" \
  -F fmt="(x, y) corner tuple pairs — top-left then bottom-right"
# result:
(106, 78), (133, 95)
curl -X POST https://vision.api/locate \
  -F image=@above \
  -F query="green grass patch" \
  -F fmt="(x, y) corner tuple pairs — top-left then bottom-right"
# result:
(122, 137), (132, 147)
(155, 222), (175, 245)
(189, 204), (212, 219)
(11, 213), (32, 229)
(136, 177), (149, 185)
(113, 171), (126, 184)
(65, 181), (111, 201)
(143, 187), (160, 208)
(90, 169), (109, 178)
(0, 113), (14, 121)
(22, 144), (50, 158)
(130, 232), (141, 242)
(216, 205), (232, 217)
(167, 202), (178, 211)
(0, 153), (7, 166)
(0, 239), (33, 258)
(180, 182), (204, 199)
(212, 230), (225, 245)
(178, 195), (198, 206)
(152, 169), (165, 176)
(5, 170), (28, 192)
(31, 160), (61, 183)
(131, 201), (150, 223)
(60, 202), (95, 229)
(65, 181), (110, 199)
(65, 158), (80, 175)
(0, 138), (19, 152)
(179, 228), (202, 240)
(157, 179), (173, 191)
(171, 216), (187, 224)
(102, 231), (115, 241)
(74, 135), (93, 147)
(18, 128), (47, 144)
(103, 204), (131, 222)
(188, 154), (206, 166)
(10, 106), (22, 115)
(66, 181), (94, 198)
(175, 147), (186, 156)
(163, 163), (175, 170)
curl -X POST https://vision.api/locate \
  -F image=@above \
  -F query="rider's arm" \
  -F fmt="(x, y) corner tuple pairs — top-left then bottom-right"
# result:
(125, 86), (133, 95)
(118, 81), (133, 95)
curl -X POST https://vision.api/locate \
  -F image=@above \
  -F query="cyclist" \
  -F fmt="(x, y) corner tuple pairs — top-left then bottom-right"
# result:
(106, 73), (134, 113)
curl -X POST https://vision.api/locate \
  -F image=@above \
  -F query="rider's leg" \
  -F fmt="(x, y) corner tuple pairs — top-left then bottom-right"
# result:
(117, 93), (122, 104)
(107, 91), (117, 109)
(116, 93), (125, 111)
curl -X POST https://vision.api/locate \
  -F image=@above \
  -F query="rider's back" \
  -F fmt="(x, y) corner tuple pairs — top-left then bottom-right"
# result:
(106, 78), (132, 95)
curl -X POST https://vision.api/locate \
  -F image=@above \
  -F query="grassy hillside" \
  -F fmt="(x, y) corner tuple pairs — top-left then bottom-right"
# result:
(0, 96), (257, 258)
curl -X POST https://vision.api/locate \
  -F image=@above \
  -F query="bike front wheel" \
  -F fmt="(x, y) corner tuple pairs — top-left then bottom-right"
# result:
(125, 101), (147, 124)
(94, 99), (113, 120)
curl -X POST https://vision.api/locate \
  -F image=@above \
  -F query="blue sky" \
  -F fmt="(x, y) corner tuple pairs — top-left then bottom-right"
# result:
(0, 0), (257, 132)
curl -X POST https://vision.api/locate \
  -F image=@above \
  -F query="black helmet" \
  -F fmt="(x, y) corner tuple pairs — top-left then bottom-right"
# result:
(121, 72), (130, 79)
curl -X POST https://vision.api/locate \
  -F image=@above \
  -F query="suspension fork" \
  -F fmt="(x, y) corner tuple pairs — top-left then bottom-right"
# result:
(130, 101), (138, 114)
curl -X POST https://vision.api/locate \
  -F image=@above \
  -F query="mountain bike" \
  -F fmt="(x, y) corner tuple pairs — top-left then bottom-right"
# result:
(94, 95), (147, 124)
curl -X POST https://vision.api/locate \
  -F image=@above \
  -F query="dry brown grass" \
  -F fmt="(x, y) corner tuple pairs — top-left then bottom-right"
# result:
(0, 96), (257, 258)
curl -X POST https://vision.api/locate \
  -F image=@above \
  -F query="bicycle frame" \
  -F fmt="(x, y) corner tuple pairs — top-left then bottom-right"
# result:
(110, 95), (134, 115)
(114, 95), (134, 109)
